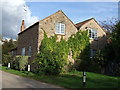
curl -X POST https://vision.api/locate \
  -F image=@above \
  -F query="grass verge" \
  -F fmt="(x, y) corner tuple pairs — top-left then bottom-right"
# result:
(2, 66), (119, 88)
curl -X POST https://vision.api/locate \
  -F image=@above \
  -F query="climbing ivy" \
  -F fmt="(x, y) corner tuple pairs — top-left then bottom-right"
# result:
(34, 30), (90, 75)
(68, 30), (89, 59)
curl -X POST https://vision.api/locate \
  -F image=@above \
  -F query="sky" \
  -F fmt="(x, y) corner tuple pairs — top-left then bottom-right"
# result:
(1, 0), (119, 39)
(26, 2), (118, 24)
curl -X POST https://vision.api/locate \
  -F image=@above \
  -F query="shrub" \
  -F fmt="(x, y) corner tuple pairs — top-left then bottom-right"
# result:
(15, 56), (28, 71)
(2, 54), (12, 66)
(34, 32), (69, 75)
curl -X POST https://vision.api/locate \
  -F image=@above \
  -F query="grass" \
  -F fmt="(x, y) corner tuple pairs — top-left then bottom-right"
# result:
(1, 66), (119, 88)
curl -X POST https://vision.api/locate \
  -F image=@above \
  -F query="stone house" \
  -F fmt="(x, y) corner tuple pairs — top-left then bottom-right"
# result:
(11, 10), (107, 71)
(75, 18), (107, 58)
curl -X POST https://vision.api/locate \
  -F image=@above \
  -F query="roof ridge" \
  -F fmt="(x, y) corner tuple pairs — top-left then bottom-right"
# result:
(38, 10), (62, 22)
(38, 10), (76, 28)
(75, 18), (94, 28)
(76, 18), (94, 25)
(18, 10), (62, 35)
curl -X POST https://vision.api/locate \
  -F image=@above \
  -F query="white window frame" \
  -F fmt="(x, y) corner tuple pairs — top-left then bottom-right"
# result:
(22, 47), (25, 56)
(28, 46), (31, 56)
(56, 22), (65, 35)
(89, 28), (97, 40)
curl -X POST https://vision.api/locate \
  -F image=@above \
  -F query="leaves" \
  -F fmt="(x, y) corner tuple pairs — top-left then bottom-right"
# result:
(15, 56), (28, 71)
(34, 30), (90, 75)
(2, 38), (17, 55)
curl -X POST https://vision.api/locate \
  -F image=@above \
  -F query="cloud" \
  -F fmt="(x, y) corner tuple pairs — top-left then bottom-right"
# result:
(1, 0), (39, 39)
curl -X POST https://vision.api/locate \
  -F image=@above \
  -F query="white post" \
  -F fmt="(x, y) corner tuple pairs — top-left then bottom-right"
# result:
(83, 71), (86, 88)
(28, 65), (30, 71)
(8, 63), (10, 68)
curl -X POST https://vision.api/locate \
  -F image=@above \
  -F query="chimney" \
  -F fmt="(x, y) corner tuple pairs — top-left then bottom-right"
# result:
(21, 20), (25, 32)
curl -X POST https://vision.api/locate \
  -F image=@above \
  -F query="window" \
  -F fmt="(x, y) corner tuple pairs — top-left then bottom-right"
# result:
(22, 47), (25, 56)
(11, 51), (14, 56)
(90, 49), (96, 58)
(56, 23), (65, 34)
(28, 46), (31, 56)
(89, 29), (97, 39)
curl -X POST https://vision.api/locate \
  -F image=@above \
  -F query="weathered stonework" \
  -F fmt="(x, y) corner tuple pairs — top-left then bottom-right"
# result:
(17, 10), (78, 71)
(14, 10), (107, 71)
(78, 19), (107, 50)
(17, 23), (39, 71)
(38, 10), (78, 52)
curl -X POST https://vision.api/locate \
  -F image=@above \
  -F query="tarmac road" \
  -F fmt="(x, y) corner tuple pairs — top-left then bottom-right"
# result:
(1, 71), (65, 89)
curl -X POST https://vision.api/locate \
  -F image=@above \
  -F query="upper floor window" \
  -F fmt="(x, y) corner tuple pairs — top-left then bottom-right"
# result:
(89, 29), (97, 39)
(22, 47), (25, 56)
(28, 46), (31, 56)
(56, 22), (65, 34)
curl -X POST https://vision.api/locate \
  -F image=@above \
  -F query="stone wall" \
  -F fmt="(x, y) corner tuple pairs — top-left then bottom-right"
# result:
(17, 23), (39, 71)
(37, 11), (78, 52)
(79, 19), (107, 50)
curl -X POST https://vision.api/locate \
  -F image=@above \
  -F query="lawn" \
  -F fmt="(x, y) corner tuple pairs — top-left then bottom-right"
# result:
(2, 66), (119, 88)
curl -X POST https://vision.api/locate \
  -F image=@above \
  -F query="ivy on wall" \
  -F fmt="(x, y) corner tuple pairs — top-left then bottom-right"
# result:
(34, 30), (90, 75)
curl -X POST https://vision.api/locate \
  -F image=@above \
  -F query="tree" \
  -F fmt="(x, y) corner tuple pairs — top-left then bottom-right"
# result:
(111, 21), (120, 63)
(94, 20), (120, 75)
(2, 38), (17, 55)
(100, 18), (118, 32)
(2, 38), (18, 66)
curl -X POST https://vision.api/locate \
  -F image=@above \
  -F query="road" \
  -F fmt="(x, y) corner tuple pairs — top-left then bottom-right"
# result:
(1, 71), (65, 89)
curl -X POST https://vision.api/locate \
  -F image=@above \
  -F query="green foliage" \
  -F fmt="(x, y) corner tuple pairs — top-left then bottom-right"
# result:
(34, 32), (69, 75)
(92, 21), (120, 75)
(2, 54), (12, 66)
(15, 56), (28, 71)
(111, 21), (120, 63)
(34, 30), (90, 75)
(68, 30), (89, 59)
(2, 38), (17, 55)
(92, 50), (106, 67)
(68, 31), (90, 71)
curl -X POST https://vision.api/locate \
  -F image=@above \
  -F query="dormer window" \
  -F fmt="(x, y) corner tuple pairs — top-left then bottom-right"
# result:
(56, 22), (65, 35)
(89, 28), (97, 40)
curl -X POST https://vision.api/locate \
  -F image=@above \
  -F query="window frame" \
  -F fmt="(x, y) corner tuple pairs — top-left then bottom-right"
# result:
(89, 28), (97, 40)
(21, 47), (25, 56)
(90, 49), (96, 58)
(55, 22), (65, 35)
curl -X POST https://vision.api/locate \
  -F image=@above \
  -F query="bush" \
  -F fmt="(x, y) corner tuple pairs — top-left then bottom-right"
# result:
(15, 56), (28, 71)
(2, 54), (12, 66)
(34, 32), (68, 75)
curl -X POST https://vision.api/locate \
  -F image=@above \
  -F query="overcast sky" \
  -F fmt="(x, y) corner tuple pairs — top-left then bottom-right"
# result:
(1, 0), (118, 39)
